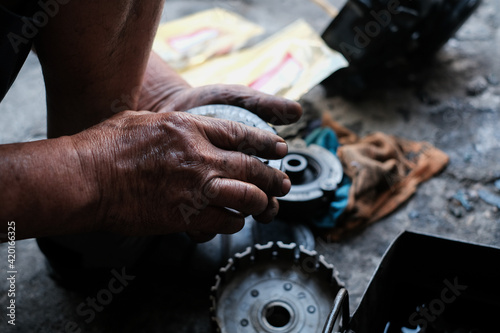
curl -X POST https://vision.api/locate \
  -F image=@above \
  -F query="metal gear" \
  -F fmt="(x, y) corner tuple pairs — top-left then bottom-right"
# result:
(210, 241), (343, 333)
(187, 104), (282, 170)
(278, 139), (343, 219)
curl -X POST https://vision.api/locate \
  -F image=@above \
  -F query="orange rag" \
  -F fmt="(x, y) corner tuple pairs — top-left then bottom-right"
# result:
(321, 113), (449, 241)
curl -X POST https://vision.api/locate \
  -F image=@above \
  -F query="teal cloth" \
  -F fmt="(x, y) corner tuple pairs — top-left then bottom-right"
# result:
(304, 128), (351, 228)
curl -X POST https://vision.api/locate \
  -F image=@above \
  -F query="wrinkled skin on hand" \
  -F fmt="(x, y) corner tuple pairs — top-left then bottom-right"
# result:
(141, 83), (303, 126)
(135, 78), (302, 241)
(71, 109), (298, 242)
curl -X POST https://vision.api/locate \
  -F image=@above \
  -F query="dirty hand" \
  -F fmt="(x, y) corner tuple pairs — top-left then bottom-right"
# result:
(71, 110), (294, 241)
(141, 83), (303, 126)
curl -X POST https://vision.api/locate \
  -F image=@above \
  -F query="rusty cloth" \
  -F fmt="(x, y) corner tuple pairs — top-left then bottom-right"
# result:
(321, 113), (449, 241)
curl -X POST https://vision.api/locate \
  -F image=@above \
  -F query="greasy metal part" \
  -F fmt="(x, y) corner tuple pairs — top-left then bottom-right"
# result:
(191, 217), (316, 278)
(249, 218), (316, 252)
(210, 242), (343, 333)
(187, 104), (281, 170)
(322, 288), (350, 333)
(278, 139), (343, 219)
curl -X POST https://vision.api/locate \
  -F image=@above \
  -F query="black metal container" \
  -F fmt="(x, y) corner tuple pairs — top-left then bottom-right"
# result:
(339, 231), (500, 333)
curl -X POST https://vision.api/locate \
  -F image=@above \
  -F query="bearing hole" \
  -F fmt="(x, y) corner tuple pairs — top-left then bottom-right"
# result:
(287, 158), (302, 167)
(264, 305), (291, 328)
(283, 154), (308, 178)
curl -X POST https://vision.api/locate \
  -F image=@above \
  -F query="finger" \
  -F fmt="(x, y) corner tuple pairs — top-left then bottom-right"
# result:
(213, 150), (292, 197)
(196, 115), (289, 160)
(186, 231), (217, 243)
(252, 196), (280, 224)
(204, 178), (269, 216)
(189, 206), (245, 235)
(193, 84), (303, 125)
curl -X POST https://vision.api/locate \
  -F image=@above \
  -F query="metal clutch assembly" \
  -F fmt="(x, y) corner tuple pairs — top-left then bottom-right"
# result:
(188, 106), (344, 220)
(210, 241), (344, 333)
(278, 139), (343, 220)
(190, 105), (350, 331)
(187, 104), (282, 170)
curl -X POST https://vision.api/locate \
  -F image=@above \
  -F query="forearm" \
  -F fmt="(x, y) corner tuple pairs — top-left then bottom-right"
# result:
(0, 138), (99, 241)
(34, 0), (165, 137)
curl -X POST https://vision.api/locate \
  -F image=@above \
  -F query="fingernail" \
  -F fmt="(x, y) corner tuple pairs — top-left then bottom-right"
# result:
(282, 178), (291, 195)
(276, 142), (288, 157)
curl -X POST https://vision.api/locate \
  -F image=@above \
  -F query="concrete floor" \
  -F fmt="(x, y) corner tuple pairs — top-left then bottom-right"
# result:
(1, 0), (500, 332)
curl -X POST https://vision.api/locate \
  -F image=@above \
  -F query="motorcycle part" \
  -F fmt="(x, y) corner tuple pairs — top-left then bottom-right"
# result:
(187, 104), (281, 170)
(321, 0), (481, 98)
(210, 241), (343, 333)
(189, 217), (316, 277)
(278, 139), (343, 219)
(322, 0), (481, 68)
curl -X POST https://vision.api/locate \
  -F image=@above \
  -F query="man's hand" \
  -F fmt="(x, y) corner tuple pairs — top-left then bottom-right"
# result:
(18, 0), (303, 242)
(158, 84), (303, 125)
(71, 110), (292, 241)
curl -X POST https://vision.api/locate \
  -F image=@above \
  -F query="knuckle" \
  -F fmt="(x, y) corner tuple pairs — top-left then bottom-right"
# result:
(202, 177), (221, 200)
(240, 183), (267, 213)
(226, 120), (247, 143)
(118, 110), (136, 117)
(238, 153), (283, 195)
(241, 154), (258, 178)
(265, 169), (285, 195)
(161, 111), (190, 130)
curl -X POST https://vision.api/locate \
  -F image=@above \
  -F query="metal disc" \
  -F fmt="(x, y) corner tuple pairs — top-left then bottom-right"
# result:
(187, 105), (282, 170)
(210, 242), (343, 333)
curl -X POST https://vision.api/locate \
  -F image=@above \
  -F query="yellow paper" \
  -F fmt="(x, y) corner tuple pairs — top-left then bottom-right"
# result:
(180, 19), (348, 101)
(153, 8), (264, 70)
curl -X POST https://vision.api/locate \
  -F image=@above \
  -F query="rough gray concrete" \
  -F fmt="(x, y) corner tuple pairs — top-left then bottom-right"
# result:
(1, 0), (500, 332)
